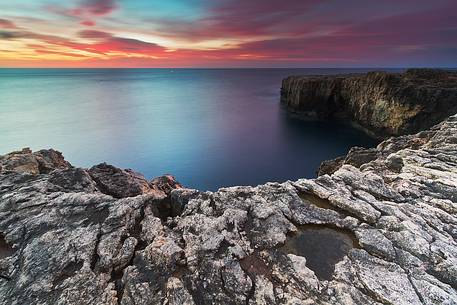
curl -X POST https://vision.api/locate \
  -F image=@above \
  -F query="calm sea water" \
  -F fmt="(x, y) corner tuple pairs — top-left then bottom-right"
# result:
(0, 68), (389, 190)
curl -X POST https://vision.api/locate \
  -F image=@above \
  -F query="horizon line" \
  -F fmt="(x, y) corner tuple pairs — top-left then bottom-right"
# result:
(1, 66), (456, 69)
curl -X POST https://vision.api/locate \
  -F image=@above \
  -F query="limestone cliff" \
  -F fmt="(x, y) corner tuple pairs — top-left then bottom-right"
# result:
(1, 114), (457, 304)
(281, 69), (457, 138)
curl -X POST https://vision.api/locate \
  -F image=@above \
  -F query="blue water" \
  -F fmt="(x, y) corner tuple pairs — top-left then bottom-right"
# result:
(0, 68), (385, 190)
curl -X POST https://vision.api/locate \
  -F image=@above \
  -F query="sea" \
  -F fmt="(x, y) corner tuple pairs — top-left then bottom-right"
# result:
(0, 68), (396, 190)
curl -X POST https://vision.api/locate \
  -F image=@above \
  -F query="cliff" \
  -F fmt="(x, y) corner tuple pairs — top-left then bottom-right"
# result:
(281, 69), (457, 138)
(1, 114), (457, 304)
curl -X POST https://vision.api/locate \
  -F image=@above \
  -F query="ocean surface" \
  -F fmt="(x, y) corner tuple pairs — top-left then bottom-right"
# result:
(0, 68), (391, 190)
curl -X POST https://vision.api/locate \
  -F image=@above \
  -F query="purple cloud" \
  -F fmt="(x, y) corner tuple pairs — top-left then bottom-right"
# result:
(47, 0), (117, 18)
(78, 30), (113, 39)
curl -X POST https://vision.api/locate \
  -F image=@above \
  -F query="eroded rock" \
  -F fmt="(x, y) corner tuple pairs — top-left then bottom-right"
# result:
(1, 114), (457, 304)
(0, 148), (71, 175)
(88, 163), (152, 198)
(282, 69), (457, 138)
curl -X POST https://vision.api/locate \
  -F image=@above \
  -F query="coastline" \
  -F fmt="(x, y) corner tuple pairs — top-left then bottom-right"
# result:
(1, 113), (457, 304)
(1, 69), (457, 304)
(2, 0), (457, 303)
(281, 69), (457, 139)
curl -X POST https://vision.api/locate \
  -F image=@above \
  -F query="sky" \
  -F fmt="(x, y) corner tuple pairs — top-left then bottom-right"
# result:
(0, 0), (456, 68)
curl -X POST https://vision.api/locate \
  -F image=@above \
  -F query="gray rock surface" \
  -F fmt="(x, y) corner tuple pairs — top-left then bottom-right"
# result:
(281, 69), (457, 138)
(317, 147), (379, 176)
(1, 115), (457, 304)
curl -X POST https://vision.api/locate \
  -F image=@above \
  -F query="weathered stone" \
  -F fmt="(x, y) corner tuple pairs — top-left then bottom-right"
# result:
(317, 156), (345, 176)
(166, 277), (195, 305)
(1, 114), (457, 304)
(150, 175), (182, 195)
(0, 148), (71, 175)
(282, 69), (457, 138)
(88, 163), (152, 198)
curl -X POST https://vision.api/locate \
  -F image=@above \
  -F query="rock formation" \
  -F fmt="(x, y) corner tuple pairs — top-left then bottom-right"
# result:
(1, 113), (457, 304)
(281, 69), (457, 138)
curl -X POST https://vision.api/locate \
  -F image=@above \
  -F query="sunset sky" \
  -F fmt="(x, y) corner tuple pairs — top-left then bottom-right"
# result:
(1, 0), (456, 68)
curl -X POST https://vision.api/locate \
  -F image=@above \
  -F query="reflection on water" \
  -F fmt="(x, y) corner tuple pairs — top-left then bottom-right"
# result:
(280, 225), (359, 280)
(0, 68), (386, 190)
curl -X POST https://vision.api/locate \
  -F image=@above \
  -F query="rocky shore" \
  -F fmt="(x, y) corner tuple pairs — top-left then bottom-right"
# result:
(1, 111), (457, 304)
(281, 69), (457, 138)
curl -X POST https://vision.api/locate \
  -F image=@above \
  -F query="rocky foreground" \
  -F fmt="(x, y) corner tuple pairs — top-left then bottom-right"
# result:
(1, 114), (457, 305)
(281, 69), (457, 138)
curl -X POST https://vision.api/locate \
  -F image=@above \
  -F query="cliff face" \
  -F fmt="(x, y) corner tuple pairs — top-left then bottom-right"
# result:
(281, 69), (457, 138)
(1, 115), (457, 304)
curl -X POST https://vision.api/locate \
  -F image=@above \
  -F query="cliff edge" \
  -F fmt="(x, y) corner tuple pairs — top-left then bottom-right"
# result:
(1, 113), (457, 304)
(281, 69), (457, 138)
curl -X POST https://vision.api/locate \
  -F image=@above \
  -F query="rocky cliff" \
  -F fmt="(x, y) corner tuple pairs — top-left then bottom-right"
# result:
(1, 113), (457, 304)
(281, 69), (457, 138)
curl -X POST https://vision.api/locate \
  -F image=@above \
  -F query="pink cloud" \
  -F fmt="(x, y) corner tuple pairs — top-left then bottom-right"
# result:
(0, 19), (17, 29)
(1, 28), (165, 57)
(78, 30), (113, 39)
(82, 0), (117, 16)
(47, 0), (117, 19)
(87, 37), (164, 54)
(3, 0), (457, 67)
(52, 36), (165, 56)
(151, 0), (322, 41)
(80, 20), (96, 26)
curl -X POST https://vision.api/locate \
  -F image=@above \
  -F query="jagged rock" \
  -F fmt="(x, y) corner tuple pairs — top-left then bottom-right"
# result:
(49, 168), (99, 193)
(150, 175), (182, 195)
(88, 163), (152, 198)
(317, 147), (379, 176)
(166, 277), (195, 305)
(0, 148), (71, 175)
(317, 156), (345, 177)
(1, 114), (457, 304)
(88, 164), (181, 199)
(281, 69), (457, 138)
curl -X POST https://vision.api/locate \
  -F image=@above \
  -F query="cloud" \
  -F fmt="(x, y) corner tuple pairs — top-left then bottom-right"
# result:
(88, 37), (164, 54)
(212, 2), (457, 65)
(0, 30), (29, 39)
(80, 20), (96, 26)
(78, 30), (113, 39)
(2, 0), (457, 67)
(1, 28), (165, 58)
(47, 0), (118, 19)
(81, 0), (117, 16)
(56, 36), (165, 56)
(77, 30), (165, 54)
(0, 19), (17, 29)
(150, 0), (322, 41)
(34, 49), (89, 58)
